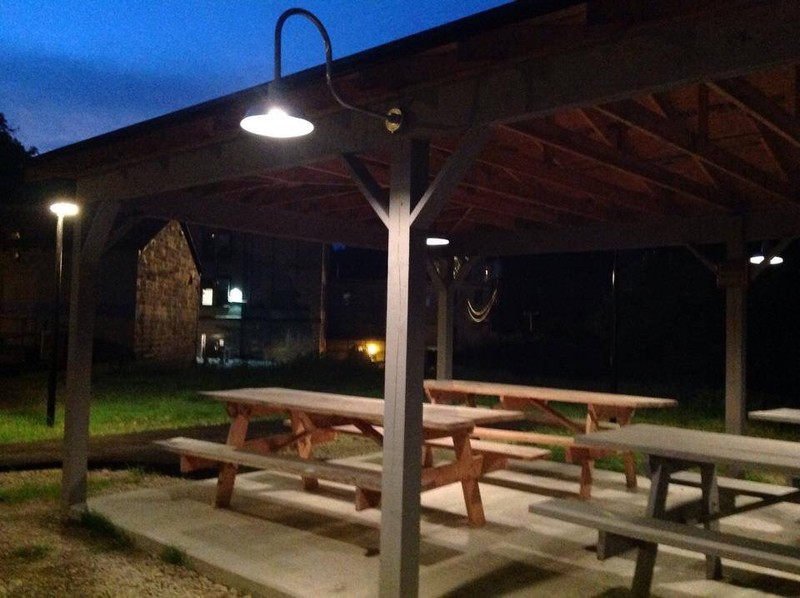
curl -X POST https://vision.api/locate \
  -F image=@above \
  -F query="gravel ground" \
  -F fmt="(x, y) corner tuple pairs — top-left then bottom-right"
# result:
(0, 469), (249, 598)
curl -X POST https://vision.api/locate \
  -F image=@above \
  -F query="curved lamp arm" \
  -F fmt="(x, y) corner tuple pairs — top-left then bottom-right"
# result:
(274, 8), (402, 132)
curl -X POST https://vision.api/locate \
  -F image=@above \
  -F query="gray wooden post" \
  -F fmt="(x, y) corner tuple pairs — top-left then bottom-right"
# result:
(436, 281), (455, 379)
(427, 257), (458, 380)
(61, 202), (119, 515)
(721, 225), (748, 435)
(428, 256), (476, 380)
(379, 139), (429, 598)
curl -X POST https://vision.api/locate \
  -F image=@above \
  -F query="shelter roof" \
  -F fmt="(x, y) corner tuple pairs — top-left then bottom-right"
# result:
(28, 0), (800, 255)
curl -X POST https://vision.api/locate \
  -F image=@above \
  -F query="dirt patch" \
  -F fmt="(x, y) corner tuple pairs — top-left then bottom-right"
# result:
(0, 469), (249, 598)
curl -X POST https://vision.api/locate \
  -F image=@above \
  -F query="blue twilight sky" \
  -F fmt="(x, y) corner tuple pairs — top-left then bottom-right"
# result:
(1, 1), (511, 154)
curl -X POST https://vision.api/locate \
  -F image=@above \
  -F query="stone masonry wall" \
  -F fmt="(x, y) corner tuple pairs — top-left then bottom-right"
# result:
(134, 222), (199, 365)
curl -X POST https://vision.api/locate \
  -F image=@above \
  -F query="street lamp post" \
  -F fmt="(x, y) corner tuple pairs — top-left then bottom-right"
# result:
(47, 201), (79, 427)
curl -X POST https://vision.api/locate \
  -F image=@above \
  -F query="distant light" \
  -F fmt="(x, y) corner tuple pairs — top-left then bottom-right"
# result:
(228, 287), (244, 303)
(750, 254), (784, 266)
(240, 106), (314, 138)
(201, 288), (214, 306)
(365, 342), (379, 357)
(426, 237), (449, 247)
(49, 201), (79, 218)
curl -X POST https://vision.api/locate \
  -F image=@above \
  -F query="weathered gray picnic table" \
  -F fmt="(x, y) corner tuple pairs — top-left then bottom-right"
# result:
(530, 423), (800, 596)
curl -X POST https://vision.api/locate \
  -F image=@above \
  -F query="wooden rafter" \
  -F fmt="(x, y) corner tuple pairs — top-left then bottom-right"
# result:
(511, 119), (732, 211)
(595, 99), (796, 203)
(709, 77), (800, 149)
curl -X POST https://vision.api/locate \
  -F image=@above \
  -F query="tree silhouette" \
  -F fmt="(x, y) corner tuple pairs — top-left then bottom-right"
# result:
(0, 113), (37, 206)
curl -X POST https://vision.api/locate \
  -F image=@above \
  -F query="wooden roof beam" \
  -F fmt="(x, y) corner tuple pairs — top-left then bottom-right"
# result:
(342, 153), (390, 227)
(511, 119), (732, 211)
(709, 76), (800, 149)
(121, 193), (387, 249)
(595, 98), (796, 203)
(411, 126), (492, 229)
(451, 208), (800, 256)
(448, 130), (663, 215)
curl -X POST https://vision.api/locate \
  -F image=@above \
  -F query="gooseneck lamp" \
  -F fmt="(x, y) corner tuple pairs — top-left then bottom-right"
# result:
(240, 8), (403, 138)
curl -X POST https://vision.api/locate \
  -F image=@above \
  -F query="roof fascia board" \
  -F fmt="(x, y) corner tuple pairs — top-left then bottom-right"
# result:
(122, 194), (388, 249)
(407, 0), (800, 133)
(452, 209), (800, 255)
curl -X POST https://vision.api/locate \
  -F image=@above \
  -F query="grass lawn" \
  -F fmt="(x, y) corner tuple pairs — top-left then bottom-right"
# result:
(0, 356), (383, 444)
(2, 355), (798, 481)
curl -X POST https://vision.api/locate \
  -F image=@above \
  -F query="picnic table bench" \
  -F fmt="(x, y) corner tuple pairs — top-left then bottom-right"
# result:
(156, 387), (543, 526)
(424, 379), (677, 498)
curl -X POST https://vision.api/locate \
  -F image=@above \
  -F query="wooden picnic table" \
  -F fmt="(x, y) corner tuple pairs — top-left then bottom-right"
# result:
(424, 379), (677, 497)
(158, 387), (534, 527)
(533, 424), (800, 596)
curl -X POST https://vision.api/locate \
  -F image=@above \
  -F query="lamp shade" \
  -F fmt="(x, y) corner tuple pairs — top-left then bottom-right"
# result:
(241, 82), (313, 138)
(49, 201), (79, 217)
(240, 102), (314, 138)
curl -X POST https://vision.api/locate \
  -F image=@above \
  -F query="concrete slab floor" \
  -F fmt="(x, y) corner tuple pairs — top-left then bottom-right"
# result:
(89, 455), (800, 598)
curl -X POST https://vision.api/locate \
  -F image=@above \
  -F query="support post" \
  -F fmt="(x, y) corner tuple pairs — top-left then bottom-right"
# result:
(379, 139), (429, 598)
(60, 202), (118, 516)
(436, 281), (455, 379)
(719, 225), (748, 435)
(427, 257), (463, 380)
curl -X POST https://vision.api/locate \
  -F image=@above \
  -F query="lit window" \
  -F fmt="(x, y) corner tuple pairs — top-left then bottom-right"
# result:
(228, 287), (244, 303)
(201, 288), (214, 306)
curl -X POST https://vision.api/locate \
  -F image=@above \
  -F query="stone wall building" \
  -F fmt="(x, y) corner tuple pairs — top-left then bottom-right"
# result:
(93, 220), (200, 367)
(133, 221), (200, 365)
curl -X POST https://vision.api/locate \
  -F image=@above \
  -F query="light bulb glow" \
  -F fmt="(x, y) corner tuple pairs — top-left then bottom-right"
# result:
(49, 202), (79, 217)
(240, 108), (314, 138)
(749, 254), (784, 266)
(426, 237), (449, 247)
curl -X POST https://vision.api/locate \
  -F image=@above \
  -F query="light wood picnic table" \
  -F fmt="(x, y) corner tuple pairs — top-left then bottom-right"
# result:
(749, 408), (800, 425)
(183, 387), (527, 526)
(424, 379), (677, 497)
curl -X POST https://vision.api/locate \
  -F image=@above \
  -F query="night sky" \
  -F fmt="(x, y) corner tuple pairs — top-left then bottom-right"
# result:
(1, 0), (510, 153)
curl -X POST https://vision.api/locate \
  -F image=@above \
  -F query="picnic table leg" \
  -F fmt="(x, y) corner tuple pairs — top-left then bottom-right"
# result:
(700, 463), (723, 579)
(215, 409), (250, 508)
(426, 390), (476, 407)
(588, 406), (638, 490)
(422, 445), (434, 468)
(451, 431), (485, 527)
(616, 409), (637, 490)
(631, 455), (671, 596)
(291, 411), (319, 491)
